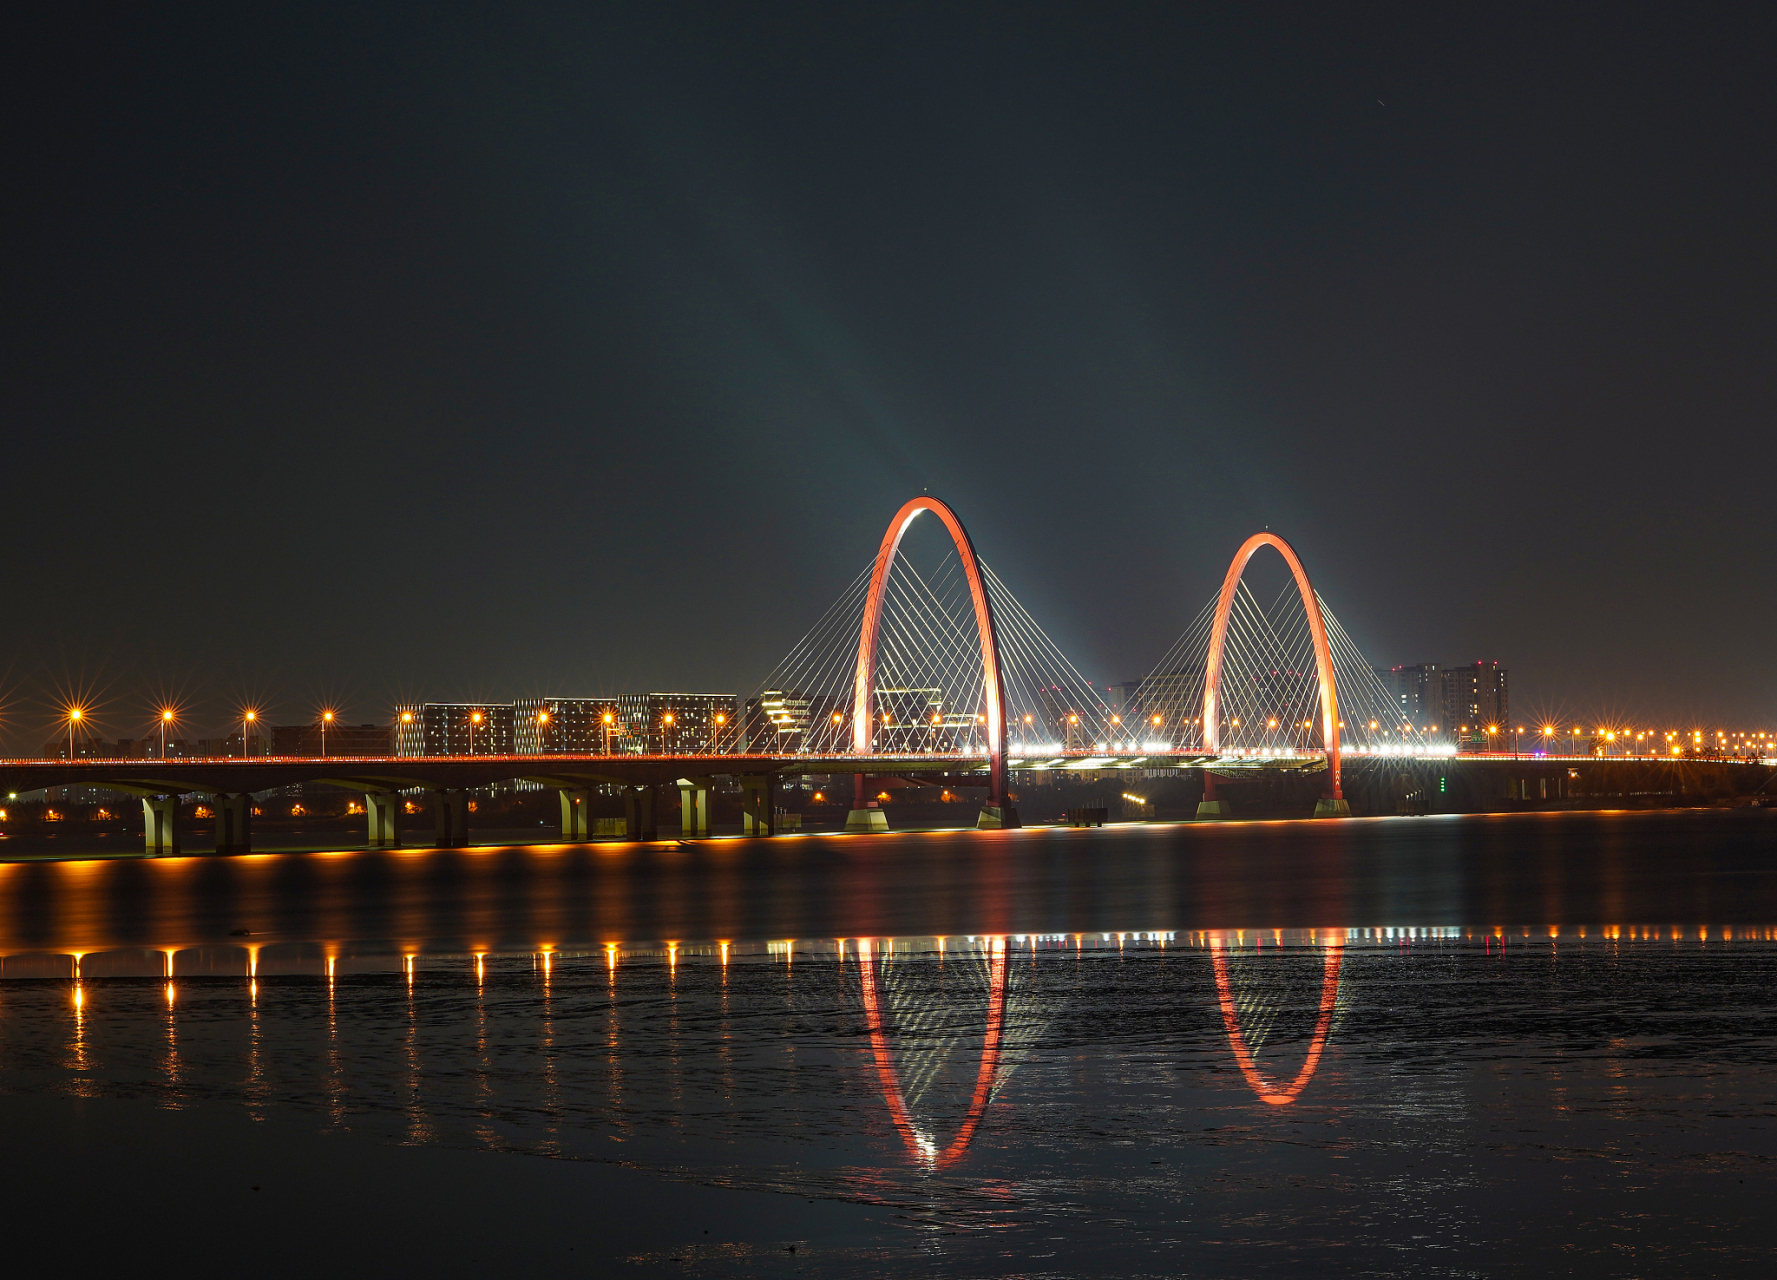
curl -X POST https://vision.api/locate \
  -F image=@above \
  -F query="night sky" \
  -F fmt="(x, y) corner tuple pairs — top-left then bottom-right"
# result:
(5, 3), (1772, 746)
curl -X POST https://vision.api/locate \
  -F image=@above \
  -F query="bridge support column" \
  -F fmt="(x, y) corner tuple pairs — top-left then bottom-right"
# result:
(432, 788), (469, 848)
(1196, 770), (1232, 820)
(741, 775), (777, 836)
(366, 791), (401, 848)
(677, 778), (712, 838)
(559, 788), (591, 840)
(977, 801), (1020, 829)
(214, 793), (252, 853)
(1314, 795), (1352, 818)
(142, 795), (181, 855)
(844, 773), (888, 833)
(625, 785), (660, 841)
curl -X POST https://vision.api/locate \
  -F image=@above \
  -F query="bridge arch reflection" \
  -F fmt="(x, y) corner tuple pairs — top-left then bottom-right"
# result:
(1208, 931), (1344, 1105)
(856, 936), (1008, 1169)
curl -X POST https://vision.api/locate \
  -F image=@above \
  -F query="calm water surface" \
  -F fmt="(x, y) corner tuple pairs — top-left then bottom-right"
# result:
(5, 809), (1776, 1276)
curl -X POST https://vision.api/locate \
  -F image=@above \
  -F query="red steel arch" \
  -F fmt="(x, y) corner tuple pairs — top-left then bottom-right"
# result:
(852, 496), (1008, 807)
(1201, 533), (1342, 800)
(1208, 933), (1344, 1105)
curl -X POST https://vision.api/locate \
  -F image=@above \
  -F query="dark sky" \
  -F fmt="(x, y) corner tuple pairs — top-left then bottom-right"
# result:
(5, 3), (1773, 746)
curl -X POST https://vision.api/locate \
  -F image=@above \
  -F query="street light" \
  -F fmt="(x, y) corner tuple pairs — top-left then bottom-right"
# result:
(66, 705), (85, 761)
(243, 708), (258, 758)
(160, 708), (175, 759)
(602, 710), (614, 755)
(320, 710), (335, 757)
(712, 711), (725, 753)
(469, 710), (483, 756)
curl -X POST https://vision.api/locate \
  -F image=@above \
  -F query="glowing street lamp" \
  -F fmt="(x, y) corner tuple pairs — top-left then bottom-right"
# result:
(66, 705), (85, 761)
(469, 709), (483, 756)
(602, 710), (614, 755)
(159, 708), (176, 759)
(242, 708), (258, 758)
(320, 710), (335, 758)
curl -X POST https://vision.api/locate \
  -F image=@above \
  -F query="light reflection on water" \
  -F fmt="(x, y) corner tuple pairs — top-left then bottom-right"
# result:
(5, 812), (1777, 1269)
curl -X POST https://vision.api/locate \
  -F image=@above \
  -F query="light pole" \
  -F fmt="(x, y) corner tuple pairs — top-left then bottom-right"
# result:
(321, 710), (334, 758)
(535, 710), (549, 755)
(160, 708), (174, 759)
(67, 706), (83, 760)
(469, 710), (483, 756)
(602, 711), (613, 755)
(243, 709), (257, 758)
(711, 712), (725, 753)
(662, 712), (674, 754)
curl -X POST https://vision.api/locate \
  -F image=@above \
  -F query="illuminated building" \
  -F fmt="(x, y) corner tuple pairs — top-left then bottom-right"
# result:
(388, 705), (507, 756)
(612, 693), (738, 754)
(511, 697), (621, 753)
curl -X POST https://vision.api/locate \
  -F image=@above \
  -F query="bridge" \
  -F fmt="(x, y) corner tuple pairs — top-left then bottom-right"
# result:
(5, 494), (1766, 854)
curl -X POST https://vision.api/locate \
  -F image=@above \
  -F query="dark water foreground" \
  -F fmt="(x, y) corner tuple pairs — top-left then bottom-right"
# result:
(5, 809), (1776, 1277)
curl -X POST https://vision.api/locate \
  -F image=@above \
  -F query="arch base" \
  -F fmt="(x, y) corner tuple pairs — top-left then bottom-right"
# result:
(976, 804), (1021, 830)
(1196, 799), (1234, 820)
(1313, 797), (1352, 819)
(845, 807), (890, 833)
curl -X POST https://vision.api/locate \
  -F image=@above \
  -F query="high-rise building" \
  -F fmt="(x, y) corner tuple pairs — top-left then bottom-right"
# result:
(1378, 663), (1446, 732)
(1445, 661), (1508, 741)
(390, 704), (511, 756)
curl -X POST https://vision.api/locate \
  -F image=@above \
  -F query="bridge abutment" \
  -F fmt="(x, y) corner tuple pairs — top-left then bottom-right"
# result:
(366, 791), (401, 847)
(213, 792), (252, 853)
(142, 795), (180, 855)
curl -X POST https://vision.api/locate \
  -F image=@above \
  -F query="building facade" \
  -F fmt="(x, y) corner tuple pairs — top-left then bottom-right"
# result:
(611, 693), (738, 754)
(511, 697), (622, 754)
(391, 704), (512, 756)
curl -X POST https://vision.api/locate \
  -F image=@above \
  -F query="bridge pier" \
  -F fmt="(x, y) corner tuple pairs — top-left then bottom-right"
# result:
(678, 777), (713, 838)
(741, 775), (777, 836)
(624, 784), (660, 841)
(977, 803), (1020, 829)
(1313, 796), (1352, 818)
(1195, 770), (1232, 820)
(366, 791), (401, 848)
(432, 788), (469, 848)
(213, 792), (252, 853)
(844, 773), (888, 833)
(559, 788), (591, 840)
(142, 795), (180, 855)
